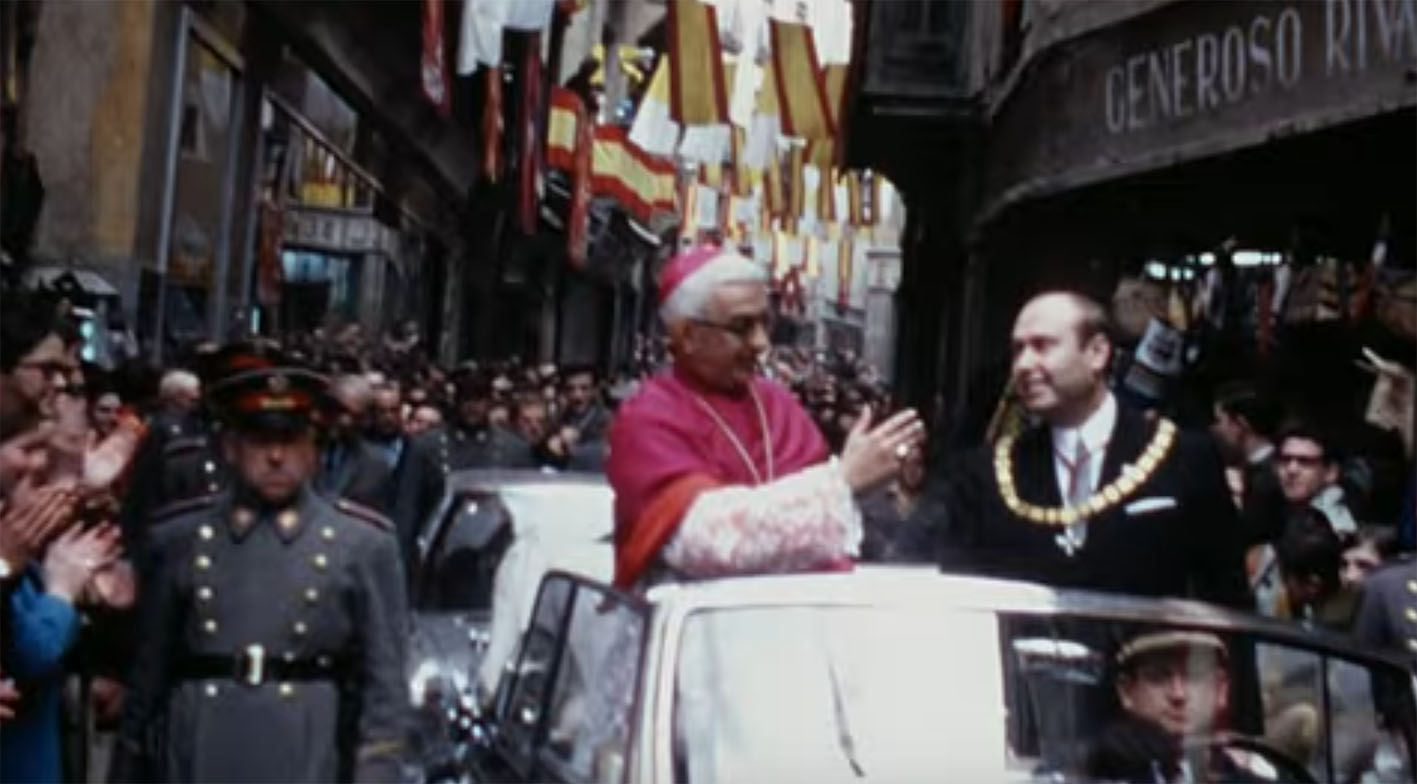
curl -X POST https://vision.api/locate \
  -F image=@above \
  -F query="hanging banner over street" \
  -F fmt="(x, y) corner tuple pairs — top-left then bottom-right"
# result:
(769, 19), (835, 139)
(421, 0), (451, 116)
(667, 0), (730, 125)
(567, 95), (594, 269)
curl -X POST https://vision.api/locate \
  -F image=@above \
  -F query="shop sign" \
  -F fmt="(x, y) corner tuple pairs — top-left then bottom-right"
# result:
(983, 0), (1417, 218)
(284, 207), (396, 256)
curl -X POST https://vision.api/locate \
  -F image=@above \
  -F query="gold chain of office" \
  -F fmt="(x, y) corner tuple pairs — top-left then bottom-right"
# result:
(993, 418), (1178, 527)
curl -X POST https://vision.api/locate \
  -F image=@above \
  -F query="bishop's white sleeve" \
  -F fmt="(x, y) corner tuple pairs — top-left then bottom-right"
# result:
(661, 459), (862, 578)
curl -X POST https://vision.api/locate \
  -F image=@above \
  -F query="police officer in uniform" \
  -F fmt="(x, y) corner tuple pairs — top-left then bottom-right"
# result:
(120, 343), (285, 544)
(115, 362), (409, 783)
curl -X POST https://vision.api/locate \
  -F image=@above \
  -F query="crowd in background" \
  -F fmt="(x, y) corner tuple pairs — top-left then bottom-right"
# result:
(0, 280), (1412, 782)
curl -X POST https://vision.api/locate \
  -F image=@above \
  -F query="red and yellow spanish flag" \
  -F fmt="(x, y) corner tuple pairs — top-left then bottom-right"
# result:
(808, 65), (850, 167)
(730, 127), (754, 197)
(772, 230), (793, 280)
(788, 146), (805, 226)
(545, 87), (581, 172)
(769, 19), (834, 139)
(818, 166), (837, 222)
(592, 125), (676, 223)
(764, 148), (785, 218)
(846, 170), (879, 226)
(837, 230), (854, 310)
(667, 0), (729, 126)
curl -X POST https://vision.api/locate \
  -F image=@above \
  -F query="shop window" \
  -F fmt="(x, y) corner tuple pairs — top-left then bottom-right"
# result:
(144, 16), (244, 355)
(178, 102), (206, 161)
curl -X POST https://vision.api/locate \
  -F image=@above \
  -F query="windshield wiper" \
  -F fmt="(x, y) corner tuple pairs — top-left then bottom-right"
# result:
(825, 654), (866, 778)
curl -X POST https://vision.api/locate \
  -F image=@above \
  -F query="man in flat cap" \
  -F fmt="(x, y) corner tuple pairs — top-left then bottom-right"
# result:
(1088, 630), (1279, 783)
(115, 363), (408, 783)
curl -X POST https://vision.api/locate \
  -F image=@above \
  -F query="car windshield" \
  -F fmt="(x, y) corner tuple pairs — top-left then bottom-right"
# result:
(416, 491), (512, 611)
(672, 606), (1417, 783)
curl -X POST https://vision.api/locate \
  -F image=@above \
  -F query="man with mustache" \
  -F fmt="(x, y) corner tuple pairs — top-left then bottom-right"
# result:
(115, 355), (407, 782)
(921, 291), (1250, 607)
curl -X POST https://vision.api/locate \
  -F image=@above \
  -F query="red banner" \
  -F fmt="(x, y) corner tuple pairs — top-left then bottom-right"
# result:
(567, 95), (594, 269)
(420, 0), (451, 116)
(482, 66), (503, 182)
(256, 199), (284, 307)
(517, 32), (543, 235)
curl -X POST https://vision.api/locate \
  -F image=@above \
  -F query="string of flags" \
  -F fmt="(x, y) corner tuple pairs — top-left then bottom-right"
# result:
(423, 0), (894, 308)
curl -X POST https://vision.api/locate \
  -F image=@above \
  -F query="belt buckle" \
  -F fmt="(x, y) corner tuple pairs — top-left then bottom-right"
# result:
(237, 644), (266, 686)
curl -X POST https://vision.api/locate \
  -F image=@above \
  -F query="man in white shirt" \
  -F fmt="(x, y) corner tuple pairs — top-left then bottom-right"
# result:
(923, 291), (1252, 607)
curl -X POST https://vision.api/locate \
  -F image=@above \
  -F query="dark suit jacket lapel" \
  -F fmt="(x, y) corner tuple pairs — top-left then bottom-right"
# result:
(1013, 427), (1063, 508)
(1098, 405), (1151, 488)
(327, 443), (355, 495)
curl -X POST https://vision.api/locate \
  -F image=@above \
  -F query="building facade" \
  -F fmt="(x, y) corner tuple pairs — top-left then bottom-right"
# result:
(5, 0), (482, 364)
(847, 0), (1416, 434)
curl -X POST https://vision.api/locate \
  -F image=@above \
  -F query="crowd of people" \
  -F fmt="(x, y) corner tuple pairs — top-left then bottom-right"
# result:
(0, 240), (1413, 783)
(0, 280), (908, 782)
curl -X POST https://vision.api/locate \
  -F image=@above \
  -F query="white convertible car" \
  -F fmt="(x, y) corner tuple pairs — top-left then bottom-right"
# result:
(465, 568), (1416, 783)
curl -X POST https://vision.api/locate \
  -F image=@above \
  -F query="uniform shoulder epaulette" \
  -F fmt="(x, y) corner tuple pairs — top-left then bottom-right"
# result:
(150, 493), (219, 523)
(334, 498), (394, 532)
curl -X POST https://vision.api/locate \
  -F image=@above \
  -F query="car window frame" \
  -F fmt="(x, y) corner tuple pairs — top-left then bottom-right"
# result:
(492, 570), (650, 783)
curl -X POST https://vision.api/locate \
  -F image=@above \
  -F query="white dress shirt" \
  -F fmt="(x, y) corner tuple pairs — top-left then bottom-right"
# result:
(1051, 393), (1118, 502)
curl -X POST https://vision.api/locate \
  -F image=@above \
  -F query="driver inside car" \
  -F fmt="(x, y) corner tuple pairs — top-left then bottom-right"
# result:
(1087, 630), (1279, 783)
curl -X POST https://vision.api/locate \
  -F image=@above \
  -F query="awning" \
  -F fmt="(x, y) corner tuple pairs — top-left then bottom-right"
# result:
(23, 266), (120, 298)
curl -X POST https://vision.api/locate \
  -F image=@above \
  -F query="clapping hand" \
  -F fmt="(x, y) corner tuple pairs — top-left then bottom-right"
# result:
(0, 424), (54, 497)
(0, 672), (19, 722)
(43, 523), (122, 603)
(838, 406), (926, 493)
(89, 558), (137, 610)
(0, 480), (78, 569)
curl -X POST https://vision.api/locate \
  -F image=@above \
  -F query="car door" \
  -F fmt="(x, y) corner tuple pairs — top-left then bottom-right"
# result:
(996, 613), (1417, 783)
(480, 572), (649, 783)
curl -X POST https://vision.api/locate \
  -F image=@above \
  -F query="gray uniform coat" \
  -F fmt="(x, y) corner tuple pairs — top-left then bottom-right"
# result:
(1353, 557), (1417, 665)
(117, 487), (409, 783)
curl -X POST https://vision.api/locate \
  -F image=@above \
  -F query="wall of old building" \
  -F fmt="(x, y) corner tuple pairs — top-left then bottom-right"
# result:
(24, 0), (160, 306)
(969, 0), (1179, 110)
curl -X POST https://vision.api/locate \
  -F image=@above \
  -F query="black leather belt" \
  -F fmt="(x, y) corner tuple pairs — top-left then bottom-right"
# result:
(175, 645), (346, 686)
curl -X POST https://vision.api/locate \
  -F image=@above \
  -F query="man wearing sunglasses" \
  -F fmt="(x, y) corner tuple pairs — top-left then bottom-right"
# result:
(608, 245), (925, 591)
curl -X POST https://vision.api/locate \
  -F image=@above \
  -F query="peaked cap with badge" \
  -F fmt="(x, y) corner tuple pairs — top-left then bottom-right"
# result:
(207, 362), (331, 436)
